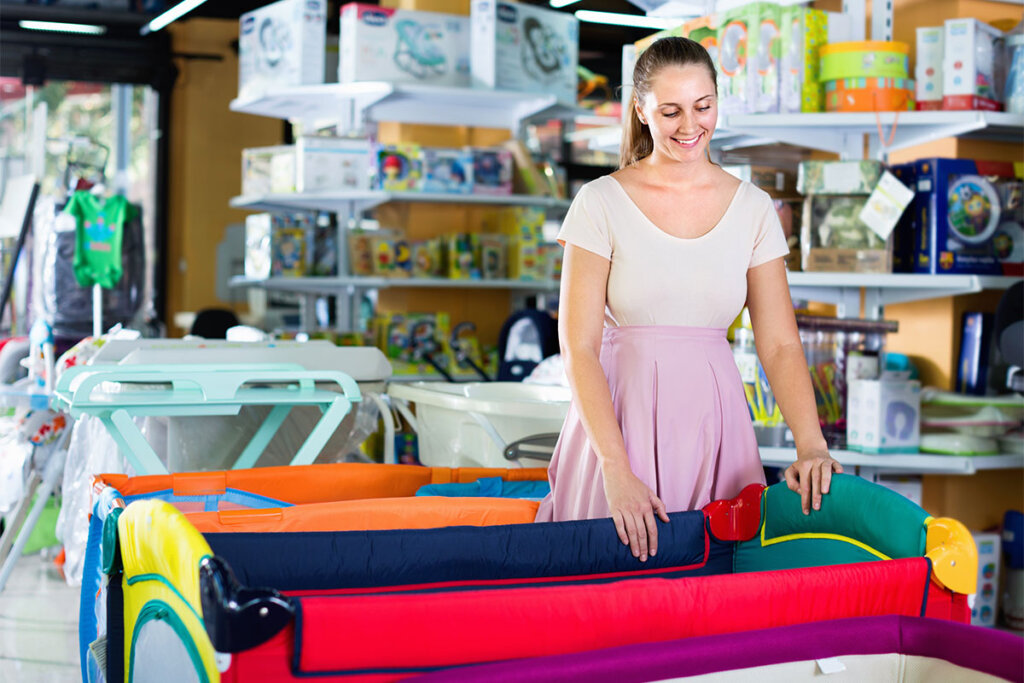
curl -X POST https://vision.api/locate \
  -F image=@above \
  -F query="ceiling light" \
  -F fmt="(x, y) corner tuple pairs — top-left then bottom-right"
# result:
(574, 10), (682, 29)
(550, 0), (582, 8)
(19, 20), (107, 35)
(140, 0), (209, 36)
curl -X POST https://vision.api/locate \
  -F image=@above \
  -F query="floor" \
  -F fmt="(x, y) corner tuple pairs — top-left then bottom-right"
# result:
(0, 549), (79, 683)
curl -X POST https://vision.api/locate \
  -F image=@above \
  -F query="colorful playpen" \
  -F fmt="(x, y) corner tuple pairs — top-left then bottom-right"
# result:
(80, 463), (1024, 683)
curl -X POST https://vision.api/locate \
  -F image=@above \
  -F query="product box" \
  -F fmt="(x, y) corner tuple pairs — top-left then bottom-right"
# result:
(372, 144), (423, 191)
(242, 145), (294, 196)
(238, 0), (326, 100)
(916, 26), (944, 110)
(347, 228), (375, 276)
(311, 214), (337, 276)
(471, 0), (580, 105)
(634, 24), (684, 55)
(779, 9), (851, 113)
(911, 158), (1022, 275)
(498, 207), (546, 279)
(972, 532), (1002, 627)
(472, 148), (513, 195)
(478, 233), (507, 279)
(682, 15), (719, 65)
(378, 311), (453, 368)
(801, 196), (892, 272)
(846, 378), (921, 453)
(411, 238), (443, 277)
(888, 162), (918, 273)
(956, 311), (994, 395)
(421, 147), (475, 194)
(943, 18), (1005, 111)
(295, 137), (372, 193)
(444, 233), (479, 279)
(370, 231), (412, 278)
(339, 3), (471, 87)
(724, 164), (800, 199)
(798, 160), (885, 195)
(717, 3), (780, 114)
(244, 212), (313, 279)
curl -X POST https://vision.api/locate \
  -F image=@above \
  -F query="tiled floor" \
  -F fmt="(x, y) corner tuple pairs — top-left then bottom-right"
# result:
(0, 550), (79, 682)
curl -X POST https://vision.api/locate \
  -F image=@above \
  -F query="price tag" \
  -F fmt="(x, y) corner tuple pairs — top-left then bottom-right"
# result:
(859, 170), (915, 240)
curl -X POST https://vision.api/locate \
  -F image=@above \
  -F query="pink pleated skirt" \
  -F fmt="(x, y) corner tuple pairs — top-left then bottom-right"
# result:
(535, 325), (765, 522)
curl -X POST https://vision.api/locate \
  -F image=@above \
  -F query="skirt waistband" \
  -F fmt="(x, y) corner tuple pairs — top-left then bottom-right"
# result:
(602, 325), (727, 342)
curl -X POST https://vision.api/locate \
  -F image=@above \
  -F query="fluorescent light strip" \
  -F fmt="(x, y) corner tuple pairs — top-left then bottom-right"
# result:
(141, 0), (209, 35)
(550, 0), (582, 8)
(574, 10), (682, 29)
(19, 20), (107, 35)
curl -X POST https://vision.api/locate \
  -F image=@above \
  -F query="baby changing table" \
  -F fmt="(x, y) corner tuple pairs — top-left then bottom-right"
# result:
(52, 362), (362, 475)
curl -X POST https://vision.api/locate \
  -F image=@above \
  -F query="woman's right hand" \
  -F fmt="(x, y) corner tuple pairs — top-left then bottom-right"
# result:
(602, 461), (669, 562)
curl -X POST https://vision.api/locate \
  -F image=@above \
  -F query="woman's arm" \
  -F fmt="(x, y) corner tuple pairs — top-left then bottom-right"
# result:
(746, 257), (843, 514)
(559, 244), (669, 560)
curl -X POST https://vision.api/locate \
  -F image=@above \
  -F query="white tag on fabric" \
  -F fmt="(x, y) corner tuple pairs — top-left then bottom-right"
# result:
(816, 657), (847, 674)
(859, 171), (915, 240)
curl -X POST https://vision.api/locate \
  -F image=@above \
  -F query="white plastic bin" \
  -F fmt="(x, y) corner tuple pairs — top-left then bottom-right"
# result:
(387, 381), (571, 468)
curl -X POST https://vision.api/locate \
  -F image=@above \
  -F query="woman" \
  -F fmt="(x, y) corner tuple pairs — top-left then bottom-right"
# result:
(535, 37), (842, 562)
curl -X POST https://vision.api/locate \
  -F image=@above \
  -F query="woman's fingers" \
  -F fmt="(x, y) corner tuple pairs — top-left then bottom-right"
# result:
(613, 512), (629, 547)
(644, 510), (659, 558)
(652, 495), (670, 523)
(624, 513), (641, 558)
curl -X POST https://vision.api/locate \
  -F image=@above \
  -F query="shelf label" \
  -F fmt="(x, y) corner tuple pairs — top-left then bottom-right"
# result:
(859, 171), (915, 240)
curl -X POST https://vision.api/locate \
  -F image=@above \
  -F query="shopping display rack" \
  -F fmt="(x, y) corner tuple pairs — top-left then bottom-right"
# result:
(52, 363), (362, 475)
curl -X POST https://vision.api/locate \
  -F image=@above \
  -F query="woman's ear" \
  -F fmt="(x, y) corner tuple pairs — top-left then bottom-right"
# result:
(634, 98), (647, 126)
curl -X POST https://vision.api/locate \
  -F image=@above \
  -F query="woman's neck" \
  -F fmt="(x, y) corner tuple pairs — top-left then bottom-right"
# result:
(637, 153), (716, 189)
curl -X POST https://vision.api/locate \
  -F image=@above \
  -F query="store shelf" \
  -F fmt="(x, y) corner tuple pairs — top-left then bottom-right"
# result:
(230, 275), (560, 294)
(579, 111), (1024, 158)
(760, 447), (1024, 475)
(230, 82), (585, 130)
(787, 272), (1021, 316)
(230, 191), (572, 215)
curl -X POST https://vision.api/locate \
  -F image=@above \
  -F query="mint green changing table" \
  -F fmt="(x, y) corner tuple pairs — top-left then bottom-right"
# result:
(52, 363), (362, 475)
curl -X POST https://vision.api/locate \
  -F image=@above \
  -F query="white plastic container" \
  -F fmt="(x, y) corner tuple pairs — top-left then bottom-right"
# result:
(387, 381), (570, 468)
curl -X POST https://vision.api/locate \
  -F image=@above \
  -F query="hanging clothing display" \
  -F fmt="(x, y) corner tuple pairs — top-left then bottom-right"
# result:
(64, 191), (138, 289)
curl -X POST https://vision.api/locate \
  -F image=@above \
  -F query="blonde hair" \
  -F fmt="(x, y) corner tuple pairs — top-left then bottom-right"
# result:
(620, 37), (718, 169)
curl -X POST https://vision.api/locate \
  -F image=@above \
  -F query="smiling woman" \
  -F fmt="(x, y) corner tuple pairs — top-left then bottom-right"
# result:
(536, 37), (844, 571)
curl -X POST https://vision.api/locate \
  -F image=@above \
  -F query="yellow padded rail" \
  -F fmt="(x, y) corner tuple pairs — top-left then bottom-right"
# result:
(925, 517), (978, 596)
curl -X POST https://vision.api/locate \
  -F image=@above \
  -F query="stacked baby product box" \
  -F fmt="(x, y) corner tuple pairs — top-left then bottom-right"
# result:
(798, 160), (891, 273)
(238, 0), (326, 100)
(847, 378), (922, 453)
(972, 532), (1002, 627)
(943, 18), (1005, 111)
(916, 26), (944, 110)
(779, 7), (851, 113)
(339, 3), (471, 87)
(471, 0), (580, 106)
(718, 3), (781, 114)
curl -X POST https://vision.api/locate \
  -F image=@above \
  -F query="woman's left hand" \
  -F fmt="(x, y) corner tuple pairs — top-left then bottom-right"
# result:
(784, 448), (843, 515)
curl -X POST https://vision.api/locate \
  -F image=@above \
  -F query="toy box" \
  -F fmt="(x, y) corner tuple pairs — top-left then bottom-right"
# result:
(411, 238), (443, 278)
(421, 147), (475, 194)
(972, 532), (1002, 627)
(371, 232), (412, 277)
(472, 148), (513, 195)
(244, 213), (313, 279)
(798, 160), (885, 195)
(780, 8), (851, 113)
(444, 233), (479, 279)
(801, 196), (892, 272)
(471, 0), (580, 106)
(497, 207), (545, 280)
(682, 15), (719, 65)
(911, 158), (1022, 275)
(372, 144), (423, 191)
(238, 0), (326, 100)
(339, 3), (470, 87)
(347, 227), (375, 276)
(295, 137), (372, 193)
(311, 214), (337, 276)
(378, 311), (453, 368)
(717, 3), (780, 114)
(846, 378), (921, 453)
(241, 145), (294, 196)
(916, 26), (944, 110)
(943, 18), (1005, 111)
(888, 162), (918, 272)
(478, 233), (507, 279)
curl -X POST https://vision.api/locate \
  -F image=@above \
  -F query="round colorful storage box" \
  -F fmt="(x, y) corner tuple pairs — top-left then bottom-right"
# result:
(825, 77), (916, 112)
(820, 41), (910, 81)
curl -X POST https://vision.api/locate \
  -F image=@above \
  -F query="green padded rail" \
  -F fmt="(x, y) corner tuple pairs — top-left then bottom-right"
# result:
(734, 474), (930, 575)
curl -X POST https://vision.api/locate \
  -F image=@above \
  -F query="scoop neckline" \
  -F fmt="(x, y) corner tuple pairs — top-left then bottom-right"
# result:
(605, 175), (746, 242)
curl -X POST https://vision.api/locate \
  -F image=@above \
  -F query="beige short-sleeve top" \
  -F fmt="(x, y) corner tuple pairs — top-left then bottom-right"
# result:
(557, 175), (789, 329)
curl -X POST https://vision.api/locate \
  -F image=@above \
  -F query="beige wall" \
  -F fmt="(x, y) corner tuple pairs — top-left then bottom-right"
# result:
(165, 19), (281, 335)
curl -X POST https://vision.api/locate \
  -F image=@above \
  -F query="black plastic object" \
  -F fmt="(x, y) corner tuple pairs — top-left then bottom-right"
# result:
(190, 308), (240, 339)
(994, 281), (1024, 393)
(496, 309), (559, 382)
(199, 555), (295, 653)
(503, 432), (559, 462)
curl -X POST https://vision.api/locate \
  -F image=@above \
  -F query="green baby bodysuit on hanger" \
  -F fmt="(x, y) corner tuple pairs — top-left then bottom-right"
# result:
(64, 190), (137, 289)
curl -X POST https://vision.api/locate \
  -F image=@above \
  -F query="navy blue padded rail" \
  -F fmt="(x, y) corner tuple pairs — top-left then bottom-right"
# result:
(205, 511), (731, 592)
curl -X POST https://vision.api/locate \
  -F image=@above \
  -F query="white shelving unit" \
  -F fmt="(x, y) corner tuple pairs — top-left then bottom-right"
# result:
(760, 448), (1024, 479)
(578, 111), (1024, 161)
(230, 81), (585, 132)
(231, 275), (559, 294)
(230, 191), (572, 215)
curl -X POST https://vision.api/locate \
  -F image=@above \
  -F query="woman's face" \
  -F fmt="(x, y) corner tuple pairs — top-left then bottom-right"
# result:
(636, 63), (718, 164)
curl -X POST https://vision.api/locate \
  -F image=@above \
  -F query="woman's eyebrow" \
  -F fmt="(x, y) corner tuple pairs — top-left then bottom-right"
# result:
(657, 94), (715, 107)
